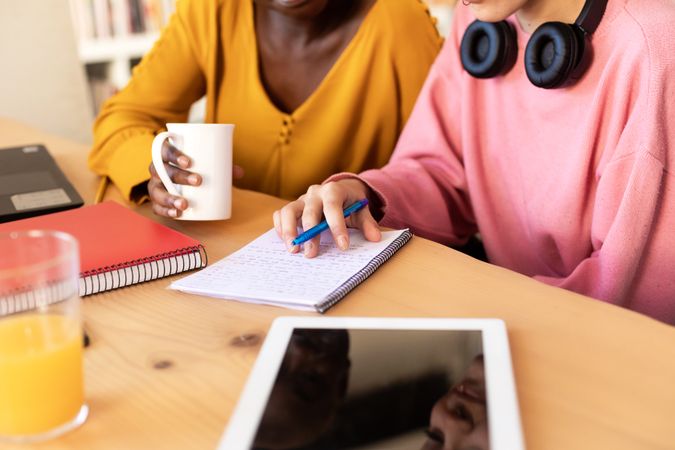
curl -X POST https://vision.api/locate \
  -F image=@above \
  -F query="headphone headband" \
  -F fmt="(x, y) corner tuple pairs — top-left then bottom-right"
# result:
(575, 0), (609, 35)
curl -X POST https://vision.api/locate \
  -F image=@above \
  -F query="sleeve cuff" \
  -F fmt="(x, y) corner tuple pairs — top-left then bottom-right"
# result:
(107, 133), (155, 203)
(323, 172), (389, 222)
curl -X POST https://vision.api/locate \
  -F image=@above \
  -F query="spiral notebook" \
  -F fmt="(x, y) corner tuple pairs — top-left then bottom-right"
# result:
(0, 201), (206, 313)
(170, 228), (412, 313)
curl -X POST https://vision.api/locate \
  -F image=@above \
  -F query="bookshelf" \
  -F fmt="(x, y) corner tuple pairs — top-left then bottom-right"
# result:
(69, 0), (173, 114)
(78, 33), (158, 88)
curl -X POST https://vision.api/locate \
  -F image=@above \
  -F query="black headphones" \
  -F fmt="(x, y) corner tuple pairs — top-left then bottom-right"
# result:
(460, 0), (608, 89)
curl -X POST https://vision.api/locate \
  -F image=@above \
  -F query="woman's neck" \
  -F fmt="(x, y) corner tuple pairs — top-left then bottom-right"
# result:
(516, 0), (587, 33)
(255, 2), (360, 48)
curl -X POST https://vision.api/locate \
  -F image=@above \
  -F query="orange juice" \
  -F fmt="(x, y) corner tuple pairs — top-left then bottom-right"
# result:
(0, 314), (84, 436)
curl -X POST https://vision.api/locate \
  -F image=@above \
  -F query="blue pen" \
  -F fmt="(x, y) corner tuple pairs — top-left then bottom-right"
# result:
(291, 199), (369, 246)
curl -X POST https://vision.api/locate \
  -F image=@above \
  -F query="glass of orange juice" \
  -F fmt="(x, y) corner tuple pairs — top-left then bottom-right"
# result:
(0, 230), (87, 443)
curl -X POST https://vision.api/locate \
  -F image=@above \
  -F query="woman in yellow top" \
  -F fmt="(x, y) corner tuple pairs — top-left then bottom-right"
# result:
(89, 0), (442, 218)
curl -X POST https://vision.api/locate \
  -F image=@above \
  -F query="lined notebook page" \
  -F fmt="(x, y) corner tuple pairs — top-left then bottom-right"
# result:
(170, 228), (410, 311)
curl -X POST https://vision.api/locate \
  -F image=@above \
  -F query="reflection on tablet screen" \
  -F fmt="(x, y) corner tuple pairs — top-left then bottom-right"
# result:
(251, 329), (488, 450)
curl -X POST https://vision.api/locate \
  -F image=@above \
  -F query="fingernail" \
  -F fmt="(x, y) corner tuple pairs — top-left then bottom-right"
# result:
(173, 198), (183, 209)
(304, 241), (313, 256)
(337, 236), (349, 250)
(285, 238), (295, 251)
(168, 209), (177, 217)
(178, 156), (189, 167)
(188, 174), (199, 185)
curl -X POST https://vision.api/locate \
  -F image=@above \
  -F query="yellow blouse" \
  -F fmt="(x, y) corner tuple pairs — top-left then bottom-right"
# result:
(89, 0), (442, 201)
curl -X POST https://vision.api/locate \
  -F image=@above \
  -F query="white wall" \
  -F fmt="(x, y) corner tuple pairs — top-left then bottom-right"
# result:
(0, 0), (93, 144)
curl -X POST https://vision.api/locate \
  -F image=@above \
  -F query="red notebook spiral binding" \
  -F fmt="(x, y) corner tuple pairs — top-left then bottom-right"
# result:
(0, 201), (207, 315)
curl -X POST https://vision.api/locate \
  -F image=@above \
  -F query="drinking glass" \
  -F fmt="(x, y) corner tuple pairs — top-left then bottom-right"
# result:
(0, 230), (87, 443)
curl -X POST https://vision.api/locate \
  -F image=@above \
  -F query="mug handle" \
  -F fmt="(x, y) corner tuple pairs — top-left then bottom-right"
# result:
(151, 131), (182, 196)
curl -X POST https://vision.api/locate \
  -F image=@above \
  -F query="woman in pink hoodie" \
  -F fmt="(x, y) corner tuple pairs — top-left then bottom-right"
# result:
(274, 0), (675, 324)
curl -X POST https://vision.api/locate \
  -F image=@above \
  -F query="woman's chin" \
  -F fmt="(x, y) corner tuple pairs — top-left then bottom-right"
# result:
(469, 3), (517, 23)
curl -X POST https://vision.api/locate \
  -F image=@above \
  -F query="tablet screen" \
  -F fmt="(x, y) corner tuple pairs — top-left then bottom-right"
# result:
(251, 328), (488, 450)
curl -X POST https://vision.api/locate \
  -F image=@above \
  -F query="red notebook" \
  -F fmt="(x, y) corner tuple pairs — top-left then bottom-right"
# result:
(0, 201), (206, 297)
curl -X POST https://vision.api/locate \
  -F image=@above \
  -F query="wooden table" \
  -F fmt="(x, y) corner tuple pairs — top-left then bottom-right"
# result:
(2, 117), (675, 450)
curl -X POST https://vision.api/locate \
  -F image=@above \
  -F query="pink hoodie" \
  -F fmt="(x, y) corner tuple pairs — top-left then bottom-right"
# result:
(332, 0), (675, 323)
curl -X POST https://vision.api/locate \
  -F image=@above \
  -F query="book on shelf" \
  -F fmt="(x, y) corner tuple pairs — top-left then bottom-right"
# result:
(70, 0), (175, 41)
(0, 201), (206, 315)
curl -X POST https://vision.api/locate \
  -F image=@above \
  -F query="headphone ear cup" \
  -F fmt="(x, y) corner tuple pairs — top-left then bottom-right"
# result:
(460, 20), (518, 79)
(524, 22), (585, 89)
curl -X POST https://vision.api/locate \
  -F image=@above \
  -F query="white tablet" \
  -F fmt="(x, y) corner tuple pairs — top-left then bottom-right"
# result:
(218, 317), (524, 450)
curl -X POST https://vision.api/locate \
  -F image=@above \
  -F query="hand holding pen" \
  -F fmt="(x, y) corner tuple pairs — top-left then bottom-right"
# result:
(273, 179), (382, 258)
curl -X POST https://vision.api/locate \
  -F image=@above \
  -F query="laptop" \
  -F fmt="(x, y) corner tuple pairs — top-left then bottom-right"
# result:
(0, 144), (84, 223)
(218, 317), (524, 450)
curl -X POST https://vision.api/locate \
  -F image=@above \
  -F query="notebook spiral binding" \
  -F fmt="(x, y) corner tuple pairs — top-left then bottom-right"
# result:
(0, 245), (207, 316)
(315, 230), (413, 314)
(0, 279), (77, 317)
(80, 245), (207, 296)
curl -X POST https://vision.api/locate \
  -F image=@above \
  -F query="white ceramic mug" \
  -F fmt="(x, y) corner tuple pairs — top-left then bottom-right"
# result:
(151, 123), (234, 220)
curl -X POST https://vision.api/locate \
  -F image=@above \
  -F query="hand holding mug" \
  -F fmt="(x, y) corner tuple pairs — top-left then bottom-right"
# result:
(148, 142), (201, 218)
(150, 123), (239, 220)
